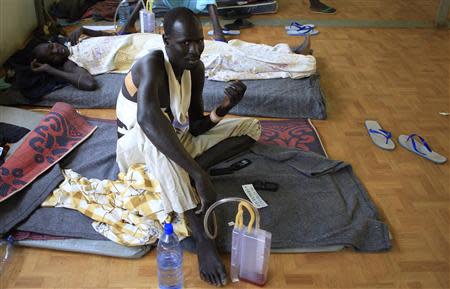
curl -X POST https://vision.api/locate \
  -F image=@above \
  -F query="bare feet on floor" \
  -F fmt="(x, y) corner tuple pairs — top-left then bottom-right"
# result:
(185, 209), (227, 286)
(196, 238), (227, 286)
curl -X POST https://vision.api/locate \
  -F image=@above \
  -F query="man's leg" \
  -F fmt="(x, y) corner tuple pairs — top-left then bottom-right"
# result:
(184, 209), (227, 286)
(194, 135), (255, 169)
(128, 126), (228, 287)
(207, 4), (226, 42)
(182, 118), (261, 159)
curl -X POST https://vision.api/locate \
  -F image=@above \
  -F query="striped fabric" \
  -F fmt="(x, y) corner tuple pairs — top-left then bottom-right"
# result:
(42, 164), (189, 246)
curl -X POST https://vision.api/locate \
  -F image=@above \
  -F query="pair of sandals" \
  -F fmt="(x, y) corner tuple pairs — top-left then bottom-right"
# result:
(365, 120), (447, 164)
(285, 21), (319, 36)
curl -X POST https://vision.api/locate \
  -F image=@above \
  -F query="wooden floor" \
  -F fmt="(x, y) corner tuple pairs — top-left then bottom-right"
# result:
(2, 0), (449, 288)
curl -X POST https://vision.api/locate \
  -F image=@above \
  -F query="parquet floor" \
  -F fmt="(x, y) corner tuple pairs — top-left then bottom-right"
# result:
(1, 0), (449, 288)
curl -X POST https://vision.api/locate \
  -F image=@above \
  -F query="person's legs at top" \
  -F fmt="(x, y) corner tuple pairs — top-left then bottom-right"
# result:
(309, 0), (336, 14)
(207, 4), (226, 42)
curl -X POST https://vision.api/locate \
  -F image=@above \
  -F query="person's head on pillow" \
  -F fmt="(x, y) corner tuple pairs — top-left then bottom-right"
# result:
(31, 42), (70, 67)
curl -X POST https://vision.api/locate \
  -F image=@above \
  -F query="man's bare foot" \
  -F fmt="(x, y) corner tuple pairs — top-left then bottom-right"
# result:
(185, 210), (227, 286)
(197, 238), (227, 286)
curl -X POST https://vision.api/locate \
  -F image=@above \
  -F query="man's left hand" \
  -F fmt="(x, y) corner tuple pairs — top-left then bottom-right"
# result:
(222, 80), (246, 110)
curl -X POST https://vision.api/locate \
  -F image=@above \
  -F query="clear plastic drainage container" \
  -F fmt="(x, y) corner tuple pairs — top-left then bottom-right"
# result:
(204, 198), (271, 286)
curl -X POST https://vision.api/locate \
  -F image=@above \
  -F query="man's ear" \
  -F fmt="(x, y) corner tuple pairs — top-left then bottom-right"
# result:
(162, 34), (169, 45)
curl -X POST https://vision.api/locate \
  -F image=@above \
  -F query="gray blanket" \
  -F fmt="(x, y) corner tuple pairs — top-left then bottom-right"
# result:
(0, 74), (326, 119)
(1, 110), (389, 252)
(0, 116), (119, 237)
(209, 144), (390, 252)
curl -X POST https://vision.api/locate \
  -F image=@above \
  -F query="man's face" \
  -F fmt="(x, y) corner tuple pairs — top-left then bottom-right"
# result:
(164, 19), (204, 70)
(35, 42), (70, 66)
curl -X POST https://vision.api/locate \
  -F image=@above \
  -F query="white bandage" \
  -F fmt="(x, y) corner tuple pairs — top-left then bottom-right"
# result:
(210, 108), (224, 123)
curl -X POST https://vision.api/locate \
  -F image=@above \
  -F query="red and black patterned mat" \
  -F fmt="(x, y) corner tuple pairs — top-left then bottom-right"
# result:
(259, 119), (326, 157)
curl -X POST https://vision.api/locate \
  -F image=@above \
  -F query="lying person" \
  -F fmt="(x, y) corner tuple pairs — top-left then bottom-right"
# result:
(115, 7), (261, 286)
(26, 2), (145, 98)
(14, 4), (313, 100)
(69, 32), (315, 80)
(30, 41), (97, 92)
(21, 1), (227, 100)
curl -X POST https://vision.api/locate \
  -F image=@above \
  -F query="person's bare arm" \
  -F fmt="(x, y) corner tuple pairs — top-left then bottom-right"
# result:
(136, 51), (216, 213)
(31, 59), (97, 90)
(207, 4), (226, 42)
(69, 27), (113, 45)
(189, 61), (246, 136)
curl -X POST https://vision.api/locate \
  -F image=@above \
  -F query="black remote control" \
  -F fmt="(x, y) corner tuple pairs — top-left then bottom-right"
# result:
(229, 159), (252, 170)
(209, 167), (234, 176)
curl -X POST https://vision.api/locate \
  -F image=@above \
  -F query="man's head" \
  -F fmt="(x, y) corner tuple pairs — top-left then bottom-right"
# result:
(32, 42), (70, 67)
(162, 7), (204, 70)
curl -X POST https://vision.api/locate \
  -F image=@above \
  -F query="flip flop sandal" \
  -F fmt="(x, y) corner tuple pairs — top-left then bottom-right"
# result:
(310, 6), (336, 14)
(224, 18), (254, 30)
(285, 21), (315, 31)
(287, 27), (319, 36)
(365, 120), (395, 150)
(398, 134), (447, 164)
(207, 29), (241, 36)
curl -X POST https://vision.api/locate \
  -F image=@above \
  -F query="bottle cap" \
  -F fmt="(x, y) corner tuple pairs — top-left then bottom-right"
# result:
(164, 223), (173, 235)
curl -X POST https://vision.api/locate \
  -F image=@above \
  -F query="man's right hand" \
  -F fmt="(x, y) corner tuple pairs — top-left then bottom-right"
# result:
(194, 173), (217, 215)
(30, 59), (51, 73)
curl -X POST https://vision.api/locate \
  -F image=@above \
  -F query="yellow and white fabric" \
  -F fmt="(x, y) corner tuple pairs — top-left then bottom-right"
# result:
(69, 34), (316, 80)
(42, 164), (189, 246)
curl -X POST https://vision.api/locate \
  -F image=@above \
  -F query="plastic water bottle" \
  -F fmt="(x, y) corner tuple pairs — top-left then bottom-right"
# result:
(117, 1), (130, 28)
(157, 223), (183, 289)
(0, 235), (14, 275)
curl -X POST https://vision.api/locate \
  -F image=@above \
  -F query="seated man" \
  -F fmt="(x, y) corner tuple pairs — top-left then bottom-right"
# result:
(115, 7), (260, 286)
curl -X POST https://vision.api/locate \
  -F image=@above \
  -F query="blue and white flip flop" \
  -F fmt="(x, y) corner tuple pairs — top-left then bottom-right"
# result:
(286, 26), (319, 36)
(207, 29), (240, 36)
(398, 134), (447, 164)
(284, 21), (315, 31)
(365, 120), (395, 150)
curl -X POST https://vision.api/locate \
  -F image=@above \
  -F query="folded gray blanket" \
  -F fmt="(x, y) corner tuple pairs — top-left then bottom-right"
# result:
(0, 74), (327, 119)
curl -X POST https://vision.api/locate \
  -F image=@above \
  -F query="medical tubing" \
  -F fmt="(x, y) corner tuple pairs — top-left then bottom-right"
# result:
(203, 197), (260, 239)
(114, 0), (146, 34)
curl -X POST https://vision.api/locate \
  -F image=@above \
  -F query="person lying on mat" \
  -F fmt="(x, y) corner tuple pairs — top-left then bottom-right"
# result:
(115, 7), (260, 286)
(30, 42), (97, 91)
(28, 2), (143, 94)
